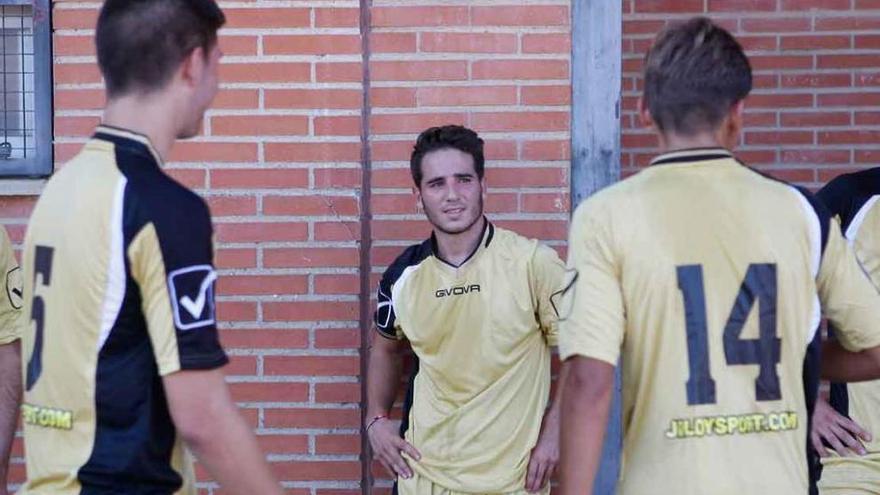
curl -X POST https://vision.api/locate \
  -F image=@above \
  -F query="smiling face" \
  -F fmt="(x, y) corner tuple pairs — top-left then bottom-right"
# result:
(416, 147), (486, 235)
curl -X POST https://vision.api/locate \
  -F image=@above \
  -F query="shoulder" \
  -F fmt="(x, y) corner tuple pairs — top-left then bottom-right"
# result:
(379, 239), (433, 287)
(125, 172), (212, 238)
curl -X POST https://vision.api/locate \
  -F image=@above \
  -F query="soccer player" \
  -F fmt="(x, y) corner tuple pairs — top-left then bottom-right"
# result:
(557, 17), (880, 495)
(0, 225), (21, 495)
(16, 1), (282, 493)
(366, 125), (565, 494)
(808, 170), (880, 494)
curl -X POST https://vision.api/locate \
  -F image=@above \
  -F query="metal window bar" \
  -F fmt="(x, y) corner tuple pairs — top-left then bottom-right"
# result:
(0, 0), (51, 178)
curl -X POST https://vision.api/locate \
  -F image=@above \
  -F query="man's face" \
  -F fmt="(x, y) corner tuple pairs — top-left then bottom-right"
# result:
(179, 43), (222, 139)
(416, 148), (486, 235)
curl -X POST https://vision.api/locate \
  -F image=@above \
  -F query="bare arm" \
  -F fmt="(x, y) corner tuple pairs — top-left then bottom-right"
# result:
(821, 340), (880, 382)
(164, 369), (282, 495)
(525, 352), (564, 493)
(558, 356), (615, 495)
(365, 333), (420, 478)
(0, 342), (20, 495)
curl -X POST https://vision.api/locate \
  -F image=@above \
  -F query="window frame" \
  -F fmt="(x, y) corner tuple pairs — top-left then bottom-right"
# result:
(0, 0), (52, 178)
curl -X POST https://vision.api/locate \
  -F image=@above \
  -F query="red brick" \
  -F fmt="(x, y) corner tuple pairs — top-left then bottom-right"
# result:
(471, 112), (569, 132)
(472, 60), (569, 80)
(782, 0), (850, 8)
(418, 86), (517, 107)
(55, 89), (105, 110)
(206, 195), (257, 216)
(781, 150), (851, 164)
(315, 116), (362, 136)
(228, 382), (309, 403)
(819, 55), (880, 69)
(225, 8), (310, 29)
(781, 73), (853, 88)
(266, 89), (361, 110)
(212, 116), (309, 137)
(212, 169), (308, 189)
(265, 143), (361, 163)
(472, 5), (569, 26)
(780, 111), (851, 127)
(215, 248), (257, 269)
(819, 92), (880, 107)
(315, 221), (362, 241)
(265, 356), (360, 376)
(54, 35), (94, 56)
(371, 113), (467, 135)
(522, 193), (569, 213)
(634, 0), (703, 13)
(53, 8), (98, 29)
(421, 33), (517, 54)
(219, 36), (259, 56)
(169, 142), (259, 163)
(216, 302), (257, 322)
(315, 433), (361, 454)
(212, 90), (260, 110)
(54, 63), (102, 84)
(372, 6), (468, 27)
(372, 33), (418, 53)
(371, 88), (418, 108)
(315, 275), (360, 295)
(55, 116), (100, 137)
(709, 0), (776, 11)
(816, 16), (880, 30)
(372, 220), (432, 241)
(270, 461), (361, 482)
(258, 435), (310, 456)
(315, 168), (362, 190)
(371, 61), (468, 82)
(521, 86), (571, 106)
(264, 248), (360, 268)
(264, 35), (361, 55)
(221, 329), (309, 349)
(217, 275), (308, 296)
(522, 33), (572, 54)
(745, 131), (814, 146)
(487, 167), (567, 187)
(819, 130), (880, 144)
(782, 35), (852, 50)
(220, 63), (310, 83)
(165, 169), (207, 190)
(215, 222), (308, 242)
(747, 93), (813, 108)
(264, 301), (359, 322)
(742, 17), (812, 32)
(315, 8), (359, 28)
(316, 63), (363, 83)
(315, 329), (360, 349)
(264, 196), (359, 217)
(495, 220), (567, 241)
(522, 141), (570, 161)
(750, 55), (814, 71)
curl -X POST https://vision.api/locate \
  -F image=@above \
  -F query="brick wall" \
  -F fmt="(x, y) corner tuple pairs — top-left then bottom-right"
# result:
(2, 0), (880, 493)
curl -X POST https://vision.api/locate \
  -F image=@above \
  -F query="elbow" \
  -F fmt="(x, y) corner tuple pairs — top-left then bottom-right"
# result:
(173, 402), (225, 452)
(562, 357), (614, 409)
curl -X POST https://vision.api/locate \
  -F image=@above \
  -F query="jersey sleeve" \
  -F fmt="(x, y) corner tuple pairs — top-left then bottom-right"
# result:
(817, 217), (880, 352)
(0, 226), (21, 345)
(531, 243), (565, 346)
(558, 200), (625, 365)
(127, 201), (228, 376)
(375, 271), (403, 340)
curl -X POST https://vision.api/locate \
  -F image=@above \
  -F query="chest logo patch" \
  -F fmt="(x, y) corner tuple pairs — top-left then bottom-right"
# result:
(168, 264), (217, 330)
(435, 284), (481, 298)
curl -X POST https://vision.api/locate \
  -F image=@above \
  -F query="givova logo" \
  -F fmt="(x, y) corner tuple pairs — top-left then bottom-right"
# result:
(435, 284), (481, 298)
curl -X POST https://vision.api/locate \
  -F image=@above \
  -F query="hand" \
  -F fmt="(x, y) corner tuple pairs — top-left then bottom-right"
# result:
(811, 396), (872, 457)
(367, 417), (421, 479)
(526, 419), (559, 492)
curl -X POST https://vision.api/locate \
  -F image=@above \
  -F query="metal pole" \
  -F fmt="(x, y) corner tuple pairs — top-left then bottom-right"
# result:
(570, 0), (622, 493)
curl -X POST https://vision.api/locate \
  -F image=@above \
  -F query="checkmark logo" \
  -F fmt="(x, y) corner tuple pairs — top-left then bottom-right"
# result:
(179, 270), (217, 319)
(6, 267), (22, 310)
(167, 265), (217, 330)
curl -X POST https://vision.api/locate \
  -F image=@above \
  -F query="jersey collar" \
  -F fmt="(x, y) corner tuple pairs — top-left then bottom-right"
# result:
(650, 147), (733, 166)
(430, 217), (495, 269)
(92, 125), (164, 166)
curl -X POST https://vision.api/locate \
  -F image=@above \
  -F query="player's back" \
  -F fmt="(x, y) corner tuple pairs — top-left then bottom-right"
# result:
(571, 149), (825, 494)
(19, 126), (223, 494)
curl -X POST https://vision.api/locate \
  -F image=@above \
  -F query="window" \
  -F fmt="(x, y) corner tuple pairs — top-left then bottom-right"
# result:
(0, 0), (51, 178)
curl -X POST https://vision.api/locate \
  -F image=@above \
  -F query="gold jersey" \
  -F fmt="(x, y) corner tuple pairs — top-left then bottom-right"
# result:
(559, 148), (880, 495)
(375, 221), (563, 493)
(18, 126), (228, 494)
(817, 167), (880, 494)
(0, 225), (22, 344)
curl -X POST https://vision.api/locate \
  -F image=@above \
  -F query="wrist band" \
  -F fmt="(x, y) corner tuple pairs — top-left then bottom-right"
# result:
(366, 414), (388, 431)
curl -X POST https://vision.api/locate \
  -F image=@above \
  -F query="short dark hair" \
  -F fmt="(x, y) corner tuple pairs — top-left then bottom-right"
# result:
(410, 125), (485, 187)
(643, 17), (752, 135)
(96, 0), (226, 98)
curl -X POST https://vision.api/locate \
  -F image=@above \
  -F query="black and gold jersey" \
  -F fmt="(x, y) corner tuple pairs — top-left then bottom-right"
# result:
(0, 225), (22, 344)
(19, 126), (228, 494)
(817, 168), (880, 494)
(559, 149), (880, 495)
(374, 221), (563, 493)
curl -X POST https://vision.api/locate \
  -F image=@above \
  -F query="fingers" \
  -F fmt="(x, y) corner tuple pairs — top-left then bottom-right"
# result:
(525, 456), (539, 492)
(812, 430), (829, 458)
(823, 424), (852, 457)
(839, 416), (873, 443)
(535, 460), (550, 492)
(396, 438), (422, 462)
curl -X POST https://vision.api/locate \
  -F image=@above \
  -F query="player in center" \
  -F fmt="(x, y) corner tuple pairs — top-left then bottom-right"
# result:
(558, 17), (880, 495)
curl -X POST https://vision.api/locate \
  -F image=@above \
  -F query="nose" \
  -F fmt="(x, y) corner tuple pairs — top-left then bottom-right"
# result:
(444, 182), (460, 201)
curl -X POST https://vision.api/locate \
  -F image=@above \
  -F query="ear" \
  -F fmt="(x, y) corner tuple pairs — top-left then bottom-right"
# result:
(723, 99), (746, 148)
(179, 46), (207, 89)
(730, 99), (746, 128)
(414, 186), (424, 212)
(637, 96), (654, 129)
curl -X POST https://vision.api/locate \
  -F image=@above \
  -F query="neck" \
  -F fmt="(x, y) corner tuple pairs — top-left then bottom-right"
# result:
(434, 216), (486, 267)
(658, 132), (727, 154)
(102, 93), (179, 162)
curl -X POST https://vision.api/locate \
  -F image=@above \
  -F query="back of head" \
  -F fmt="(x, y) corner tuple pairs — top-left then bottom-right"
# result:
(643, 17), (752, 136)
(96, 0), (226, 99)
(410, 125), (485, 187)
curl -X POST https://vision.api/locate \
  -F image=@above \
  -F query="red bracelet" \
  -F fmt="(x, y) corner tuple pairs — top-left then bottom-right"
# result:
(366, 414), (388, 431)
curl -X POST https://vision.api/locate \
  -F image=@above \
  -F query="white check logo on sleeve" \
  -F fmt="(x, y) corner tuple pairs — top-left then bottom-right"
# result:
(167, 264), (217, 330)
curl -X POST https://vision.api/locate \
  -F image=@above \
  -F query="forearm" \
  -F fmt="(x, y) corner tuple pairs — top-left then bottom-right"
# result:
(366, 337), (402, 419)
(559, 357), (614, 495)
(0, 342), (21, 490)
(185, 400), (282, 495)
(541, 358), (565, 431)
(821, 340), (880, 382)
